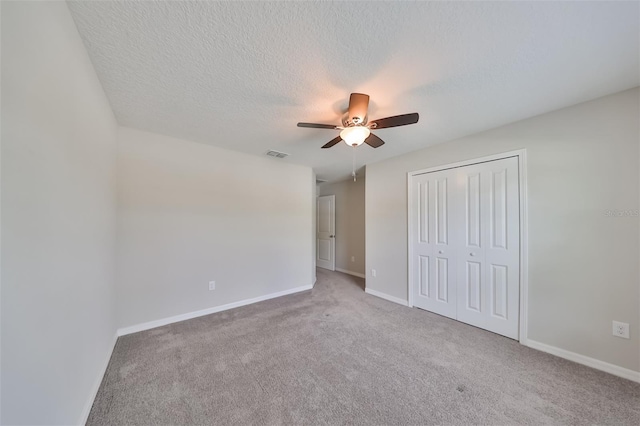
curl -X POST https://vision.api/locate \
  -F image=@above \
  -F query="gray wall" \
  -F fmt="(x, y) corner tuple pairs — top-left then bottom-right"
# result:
(366, 88), (639, 372)
(319, 178), (366, 275)
(116, 127), (315, 328)
(1, 2), (118, 424)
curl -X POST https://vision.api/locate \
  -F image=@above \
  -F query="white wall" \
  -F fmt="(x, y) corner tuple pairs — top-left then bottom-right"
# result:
(319, 178), (366, 275)
(366, 88), (639, 373)
(116, 128), (314, 329)
(1, 2), (118, 424)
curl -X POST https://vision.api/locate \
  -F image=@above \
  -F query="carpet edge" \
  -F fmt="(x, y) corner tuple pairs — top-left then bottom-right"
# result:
(79, 332), (118, 425)
(527, 339), (640, 383)
(117, 284), (314, 336)
(365, 288), (409, 307)
(335, 268), (366, 279)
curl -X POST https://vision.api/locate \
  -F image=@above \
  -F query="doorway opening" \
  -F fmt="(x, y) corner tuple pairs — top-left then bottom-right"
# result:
(316, 178), (366, 283)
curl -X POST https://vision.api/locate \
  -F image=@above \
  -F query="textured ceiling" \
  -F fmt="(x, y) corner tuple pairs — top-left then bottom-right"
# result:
(67, 1), (639, 182)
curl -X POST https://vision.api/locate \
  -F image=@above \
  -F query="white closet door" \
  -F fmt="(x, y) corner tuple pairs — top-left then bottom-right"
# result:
(410, 156), (520, 340)
(411, 168), (457, 319)
(454, 157), (520, 339)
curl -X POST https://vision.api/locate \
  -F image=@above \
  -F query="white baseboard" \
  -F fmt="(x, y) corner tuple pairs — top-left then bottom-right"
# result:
(365, 288), (409, 307)
(526, 339), (640, 383)
(335, 268), (366, 279)
(79, 332), (118, 425)
(117, 284), (314, 336)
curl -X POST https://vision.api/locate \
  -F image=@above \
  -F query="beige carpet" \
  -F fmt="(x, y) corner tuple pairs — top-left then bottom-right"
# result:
(88, 268), (640, 425)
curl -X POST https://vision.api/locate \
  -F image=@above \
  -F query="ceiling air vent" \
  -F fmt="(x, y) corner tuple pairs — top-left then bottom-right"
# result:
(266, 150), (289, 159)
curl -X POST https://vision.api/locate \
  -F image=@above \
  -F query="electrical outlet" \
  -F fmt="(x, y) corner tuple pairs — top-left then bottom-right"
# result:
(351, 256), (355, 263)
(208, 281), (216, 291)
(371, 269), (376, 277)
(612, 321), (629, 339)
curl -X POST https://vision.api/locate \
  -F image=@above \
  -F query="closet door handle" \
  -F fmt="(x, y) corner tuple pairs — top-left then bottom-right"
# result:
(438, 250), (443, 254)
(469, 252), (475, 256)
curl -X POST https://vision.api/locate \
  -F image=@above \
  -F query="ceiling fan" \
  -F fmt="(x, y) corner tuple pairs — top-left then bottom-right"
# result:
(297, 93), (419, 149)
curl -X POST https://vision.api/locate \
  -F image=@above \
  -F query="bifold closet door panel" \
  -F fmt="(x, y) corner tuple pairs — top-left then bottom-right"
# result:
(455, 157), (520, 339)
(411, 168), (457, 319)
(454, 164), (487, 329)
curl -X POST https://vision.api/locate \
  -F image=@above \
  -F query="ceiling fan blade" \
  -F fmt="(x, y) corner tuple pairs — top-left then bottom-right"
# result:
(370, 113), (419, 129)
(364, 133), (385, 148)
(321, 136), (342, 149)
(348, 93), (370, 124)
(297, 122), (338, 129)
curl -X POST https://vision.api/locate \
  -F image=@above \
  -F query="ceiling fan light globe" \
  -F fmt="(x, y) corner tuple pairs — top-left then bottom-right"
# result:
(340, 126), (370, 147)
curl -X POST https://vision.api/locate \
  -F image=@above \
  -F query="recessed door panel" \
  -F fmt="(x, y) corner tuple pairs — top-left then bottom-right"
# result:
(318, 239), (331, 262)
(419, 182), (429, 244)
(466, 261), (481, 312)
(491, 264), (508, 319)
(436, 257), (448, 302)
(318, 198), (331, 233)
(435, 178), (448, 245)
(491, 169), (508, 250)
(419, 255), (429, 297)
(466, 174), (481, 248)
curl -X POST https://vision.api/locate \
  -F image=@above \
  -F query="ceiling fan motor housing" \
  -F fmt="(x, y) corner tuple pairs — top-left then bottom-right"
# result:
(342, 113), (368, 128)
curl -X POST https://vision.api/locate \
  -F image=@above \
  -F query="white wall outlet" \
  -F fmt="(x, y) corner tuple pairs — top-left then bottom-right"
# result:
(208, 281), (216, 291)
(351, 256), (355, 263)
(371, 269), (376, 277)
(612, 321), (629, 339)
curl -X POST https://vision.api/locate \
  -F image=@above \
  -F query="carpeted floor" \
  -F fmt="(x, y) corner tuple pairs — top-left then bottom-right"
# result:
(88, 269), (640, 425)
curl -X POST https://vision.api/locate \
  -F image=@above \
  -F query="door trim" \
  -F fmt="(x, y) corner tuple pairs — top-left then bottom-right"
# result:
(407, 149), (529, 344)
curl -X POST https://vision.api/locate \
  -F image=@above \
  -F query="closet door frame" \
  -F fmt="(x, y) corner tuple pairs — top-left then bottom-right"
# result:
(407, 149), (529, 344)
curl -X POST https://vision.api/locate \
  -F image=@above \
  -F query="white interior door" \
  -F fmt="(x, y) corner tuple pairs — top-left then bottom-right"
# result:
(317, 195), (335, 270)
(454, 157), (520, 339)
(410, 168), (457, 319)
(410, 156), (520, 339)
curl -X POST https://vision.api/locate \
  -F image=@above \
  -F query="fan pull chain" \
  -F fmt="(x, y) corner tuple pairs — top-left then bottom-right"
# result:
(352, 146), (357, 182)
